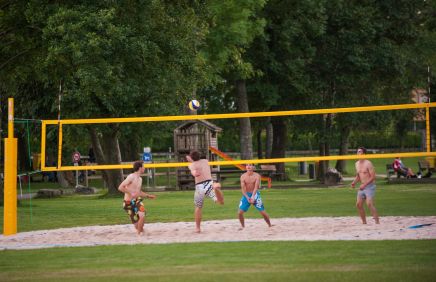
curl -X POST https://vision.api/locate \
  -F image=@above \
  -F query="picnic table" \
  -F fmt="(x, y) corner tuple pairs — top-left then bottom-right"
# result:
(212, 168), (282, 182)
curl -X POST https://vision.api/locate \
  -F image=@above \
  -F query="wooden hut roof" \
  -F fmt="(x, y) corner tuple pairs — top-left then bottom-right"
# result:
(174, 120), (223, 132)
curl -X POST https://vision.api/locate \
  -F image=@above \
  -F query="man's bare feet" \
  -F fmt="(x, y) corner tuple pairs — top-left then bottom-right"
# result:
(195, 228), (201, 234)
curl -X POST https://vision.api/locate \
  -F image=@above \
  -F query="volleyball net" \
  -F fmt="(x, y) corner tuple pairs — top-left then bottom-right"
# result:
(3, 99), (436, 235)
(39, 102), (436, 172)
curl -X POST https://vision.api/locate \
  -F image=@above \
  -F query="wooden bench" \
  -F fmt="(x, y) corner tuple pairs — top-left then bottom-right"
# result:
(418, 160), (435, 177)
(212, 165), (282, 182)
(212, 169), (243, 182)
(260, 165), (285, 179)
(260, 165), (276, 175)
(386, 164), (396, 179)
(387, 177), (436, 184)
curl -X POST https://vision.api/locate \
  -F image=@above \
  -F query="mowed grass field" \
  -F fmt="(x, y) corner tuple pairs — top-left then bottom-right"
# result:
(1, 241), (435, 282)
(1, 181), (436, 281)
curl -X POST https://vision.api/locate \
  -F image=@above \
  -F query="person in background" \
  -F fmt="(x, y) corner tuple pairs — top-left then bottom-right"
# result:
(393, 157), (417, 178)
(88, 147), (96, 163)
(351, 147), (380, 224)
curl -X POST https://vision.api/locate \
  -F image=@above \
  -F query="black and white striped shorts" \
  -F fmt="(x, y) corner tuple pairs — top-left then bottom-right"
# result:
(194, 180), (217, 208)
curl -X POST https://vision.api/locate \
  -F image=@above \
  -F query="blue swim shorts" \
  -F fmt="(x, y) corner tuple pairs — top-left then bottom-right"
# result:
(239, 191), (265, 212)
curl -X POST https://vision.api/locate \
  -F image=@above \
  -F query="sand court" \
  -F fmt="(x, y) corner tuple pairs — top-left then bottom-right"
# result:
(1, 216), (435, 250)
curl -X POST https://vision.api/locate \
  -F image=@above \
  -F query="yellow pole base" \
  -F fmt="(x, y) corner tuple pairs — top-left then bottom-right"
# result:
(3, 137), (17, 236)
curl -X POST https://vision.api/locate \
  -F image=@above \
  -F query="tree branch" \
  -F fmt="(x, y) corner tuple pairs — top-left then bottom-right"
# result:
(0, 28), (14, 38)
(0, 49), (30, 70)
(0, 0), (13, 10)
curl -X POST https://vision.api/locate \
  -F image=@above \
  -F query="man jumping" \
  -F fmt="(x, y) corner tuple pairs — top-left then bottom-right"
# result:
(187, 150), (224, 233)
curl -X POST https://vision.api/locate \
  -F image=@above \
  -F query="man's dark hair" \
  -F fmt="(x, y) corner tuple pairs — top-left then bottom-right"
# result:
(133, 160), (144, 172)
(358, 147), (367, 154)
(189, 150), (201, 161)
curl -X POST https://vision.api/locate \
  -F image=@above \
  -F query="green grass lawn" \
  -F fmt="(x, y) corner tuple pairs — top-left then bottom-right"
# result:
(1, 182), (435, 281)
(0, 241), (435, 281)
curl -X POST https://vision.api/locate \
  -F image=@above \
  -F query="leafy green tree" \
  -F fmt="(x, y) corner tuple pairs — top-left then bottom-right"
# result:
(246, 0), (429, 180)
(414, 0), (436, 150)
(196, 0), (266, 160)
(247, 0), (326, 177)
(1, 1), (209, 192)
(2, 1), (268, 191)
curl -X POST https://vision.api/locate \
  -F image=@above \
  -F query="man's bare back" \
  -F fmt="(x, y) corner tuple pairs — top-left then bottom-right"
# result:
(188, 159), (212, 183)
(186, 150), (224, 233)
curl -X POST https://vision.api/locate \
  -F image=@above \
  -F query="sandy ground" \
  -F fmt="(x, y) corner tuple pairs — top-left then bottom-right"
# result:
(1, 216), (435, 250)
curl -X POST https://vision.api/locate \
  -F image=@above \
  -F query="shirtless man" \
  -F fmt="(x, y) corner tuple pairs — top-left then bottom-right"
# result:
(238, 164), (271, 229)
(186, 150), (224, 233)
(118, 161), (156, 235)
(351, 147), (380, 224)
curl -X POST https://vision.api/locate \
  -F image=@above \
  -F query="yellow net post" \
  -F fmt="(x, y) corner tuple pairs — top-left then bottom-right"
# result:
(3, 98), (17, 235)
(57, 123), (63, 169)
(426, 105), (431, 153)
(40, 121), (46, 170)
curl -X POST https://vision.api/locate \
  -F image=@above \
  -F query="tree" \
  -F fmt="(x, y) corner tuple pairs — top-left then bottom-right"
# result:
(308, 0), (428, 178)
(414, 0), (436, 149)
(197, 0), (266, 160)
(245, 0), (429, 180)
(247, 0), (326, 177)
(1, 1), (210, 193)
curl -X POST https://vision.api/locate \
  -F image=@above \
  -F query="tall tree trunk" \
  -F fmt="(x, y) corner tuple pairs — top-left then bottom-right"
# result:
(271, 117), (287, 180)
(318, 142), (327, 181)
(57, 171), (70, 188)
(335, 124), (351, 174)
(236, 79), (253, 160)
(89, 127), (108, 187)
(265, 118), (273, 158)
(18, 135), (30, 171)
(119, 132), (141, 161)
(318, 80), (336, 182)
(257, 128), (263, 159)
(89, 125), (124, 194)
(318, 114), (333, 182)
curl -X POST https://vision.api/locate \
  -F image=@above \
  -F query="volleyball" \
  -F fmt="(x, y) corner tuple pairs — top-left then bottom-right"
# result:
(188, 99), (200, 111)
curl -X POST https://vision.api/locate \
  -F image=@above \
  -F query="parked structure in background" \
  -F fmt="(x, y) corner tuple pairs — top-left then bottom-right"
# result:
(173, 120), (222, 190)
